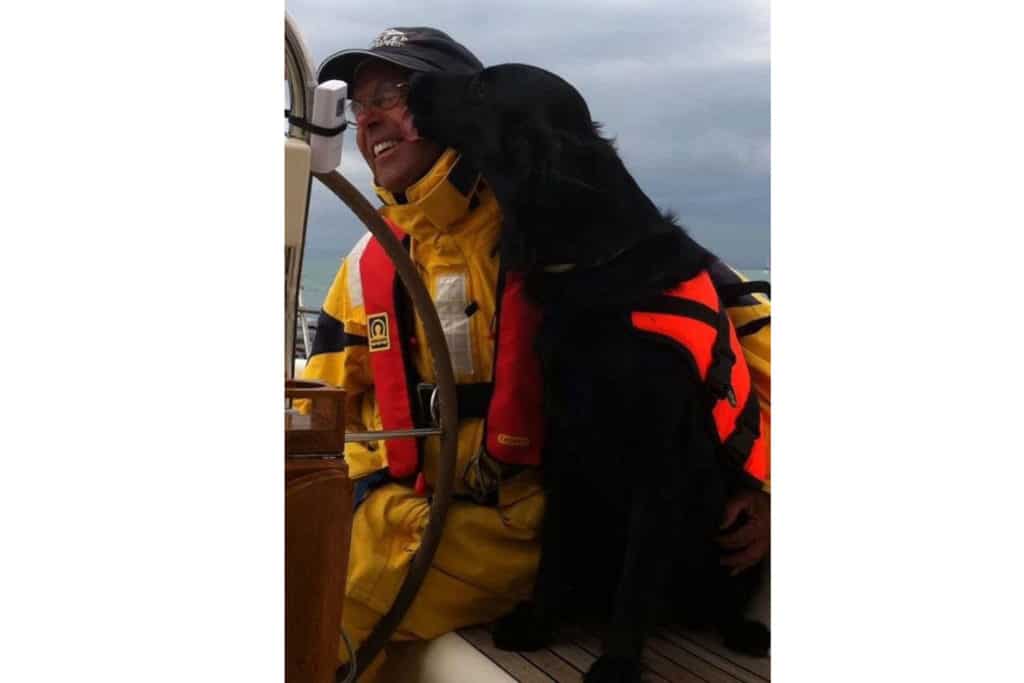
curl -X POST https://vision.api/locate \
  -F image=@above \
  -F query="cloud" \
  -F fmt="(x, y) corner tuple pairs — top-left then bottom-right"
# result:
(287, 0), (770, 273)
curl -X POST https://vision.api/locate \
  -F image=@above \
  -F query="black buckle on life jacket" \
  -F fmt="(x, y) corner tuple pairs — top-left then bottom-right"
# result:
(415, 382), (496, 427)
(724, 422), (757, 466)
(707, 307), (738, 407)
(708, 375), (738, 408)
(416, 382), (441, 427)
(722, 395), (762, 469)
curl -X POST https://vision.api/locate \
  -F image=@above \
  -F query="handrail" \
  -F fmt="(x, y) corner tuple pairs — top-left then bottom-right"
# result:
(284, 13), (317, 379)
(298, 289), (313, 361)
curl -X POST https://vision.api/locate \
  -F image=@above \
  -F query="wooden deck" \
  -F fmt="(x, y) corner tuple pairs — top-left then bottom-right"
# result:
(377, 560), (770, 682)
(447, 560), (770, 682)
(378, 616), (769, 682)
(453, 622), (770, 683)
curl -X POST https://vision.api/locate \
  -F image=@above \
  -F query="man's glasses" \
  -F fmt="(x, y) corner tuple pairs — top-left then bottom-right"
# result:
(344, 81), (409, 126)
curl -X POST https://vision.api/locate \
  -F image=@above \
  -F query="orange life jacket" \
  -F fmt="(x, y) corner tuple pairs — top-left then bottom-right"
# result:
(631, 271), (770, 486)
(358, 221), (545, 482)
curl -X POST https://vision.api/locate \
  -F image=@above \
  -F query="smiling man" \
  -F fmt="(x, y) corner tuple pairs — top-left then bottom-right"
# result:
(303, 27), (549, 680)
(320, 27), (476, 193)
(348, 59), (442, 191)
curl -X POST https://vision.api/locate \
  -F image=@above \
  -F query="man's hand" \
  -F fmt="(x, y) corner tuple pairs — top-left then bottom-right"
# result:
(717, 488), (770, 575)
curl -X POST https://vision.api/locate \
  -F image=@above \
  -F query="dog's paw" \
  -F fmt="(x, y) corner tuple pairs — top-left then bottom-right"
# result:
(721, 618), (770, 658)
(491, 601), (554, 652)
(584, 655), (642, 683)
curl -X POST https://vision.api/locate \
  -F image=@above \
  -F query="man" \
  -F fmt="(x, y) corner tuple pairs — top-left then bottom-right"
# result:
(302, 25), (770, 675)
(304, 27), (547, 678)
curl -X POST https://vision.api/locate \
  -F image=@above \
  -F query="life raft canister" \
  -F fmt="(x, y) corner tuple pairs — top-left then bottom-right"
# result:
(358, 220), (545, 482)
(630, 271), (770, 485)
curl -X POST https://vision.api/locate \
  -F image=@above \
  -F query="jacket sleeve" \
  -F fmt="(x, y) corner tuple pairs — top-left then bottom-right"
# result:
(296, 254), (387, 478)
(737, 313), (770, 494)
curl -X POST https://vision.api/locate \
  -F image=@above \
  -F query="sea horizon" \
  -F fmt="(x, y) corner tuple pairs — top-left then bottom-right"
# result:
(299, 241), (769, 312)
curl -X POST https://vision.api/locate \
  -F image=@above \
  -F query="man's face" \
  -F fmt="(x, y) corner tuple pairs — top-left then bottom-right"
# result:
(351, 60), (444, 193)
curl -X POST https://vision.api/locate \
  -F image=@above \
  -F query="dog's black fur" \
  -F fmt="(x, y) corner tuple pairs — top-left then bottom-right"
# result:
(408, 64), (768, 682)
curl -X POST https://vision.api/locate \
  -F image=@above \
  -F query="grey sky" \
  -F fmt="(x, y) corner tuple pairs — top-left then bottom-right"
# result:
(287, 0), (769, 282)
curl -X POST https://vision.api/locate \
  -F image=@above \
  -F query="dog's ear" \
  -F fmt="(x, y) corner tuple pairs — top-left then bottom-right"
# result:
(507, 123), (558, 187)
(405, 72), (440, 141)
(406, 71), (487, 152)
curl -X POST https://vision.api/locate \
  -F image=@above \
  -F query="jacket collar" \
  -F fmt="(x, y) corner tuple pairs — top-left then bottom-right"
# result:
(374, 149), (482, 240)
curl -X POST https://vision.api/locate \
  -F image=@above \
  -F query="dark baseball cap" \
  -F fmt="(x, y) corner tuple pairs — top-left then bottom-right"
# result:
(317, 27), (483, 86)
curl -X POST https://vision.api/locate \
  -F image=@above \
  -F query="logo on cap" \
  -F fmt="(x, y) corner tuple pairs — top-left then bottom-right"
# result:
(371, 29), (408, 49)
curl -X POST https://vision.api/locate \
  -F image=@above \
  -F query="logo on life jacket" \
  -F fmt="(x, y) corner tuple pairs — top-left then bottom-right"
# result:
(497, 433), (531, 448)
(367, 312), (391, 352)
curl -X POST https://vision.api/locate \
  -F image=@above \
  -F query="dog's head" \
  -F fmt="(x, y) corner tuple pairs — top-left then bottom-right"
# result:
(406, 63), (595, 169)
(407, 63), (672, 272)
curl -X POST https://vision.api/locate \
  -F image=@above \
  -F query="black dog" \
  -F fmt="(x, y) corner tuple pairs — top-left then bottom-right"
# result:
(408, 64), (768, 682)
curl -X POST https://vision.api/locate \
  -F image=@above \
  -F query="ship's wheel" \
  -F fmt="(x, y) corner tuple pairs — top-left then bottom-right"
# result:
(285, 13), (460, 682)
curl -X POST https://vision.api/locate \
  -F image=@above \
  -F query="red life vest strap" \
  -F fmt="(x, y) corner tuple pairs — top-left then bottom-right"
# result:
(359, 224), (420, 479)
(484, 270), (545, 465)
(706, 306), (739, 406)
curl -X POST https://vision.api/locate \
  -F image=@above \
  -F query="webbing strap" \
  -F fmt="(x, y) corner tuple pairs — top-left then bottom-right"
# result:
(722, 394), (761, 468)
(285, 109), (347, 137)
(415, 382), (495, 426)
(706, 306), (737, 406)
(634, 296), (718, 328)
(716, 280), (770, 305)
(736, 316), (771, 338)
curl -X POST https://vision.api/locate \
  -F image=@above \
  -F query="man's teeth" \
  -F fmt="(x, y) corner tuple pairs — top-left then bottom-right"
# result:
(373, 140), (400, 157)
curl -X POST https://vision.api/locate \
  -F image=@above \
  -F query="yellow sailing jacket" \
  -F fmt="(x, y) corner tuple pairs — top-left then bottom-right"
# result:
(299, 149), (545, 648)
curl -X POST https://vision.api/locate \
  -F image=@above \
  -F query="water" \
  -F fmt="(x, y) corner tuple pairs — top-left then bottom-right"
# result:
(299, 246), (346, 311)
(296, 183), (770, 311)
(301, 260), (768, 311)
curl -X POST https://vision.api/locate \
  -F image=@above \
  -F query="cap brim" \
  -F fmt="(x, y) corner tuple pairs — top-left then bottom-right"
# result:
(317, 48), (441, 85)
